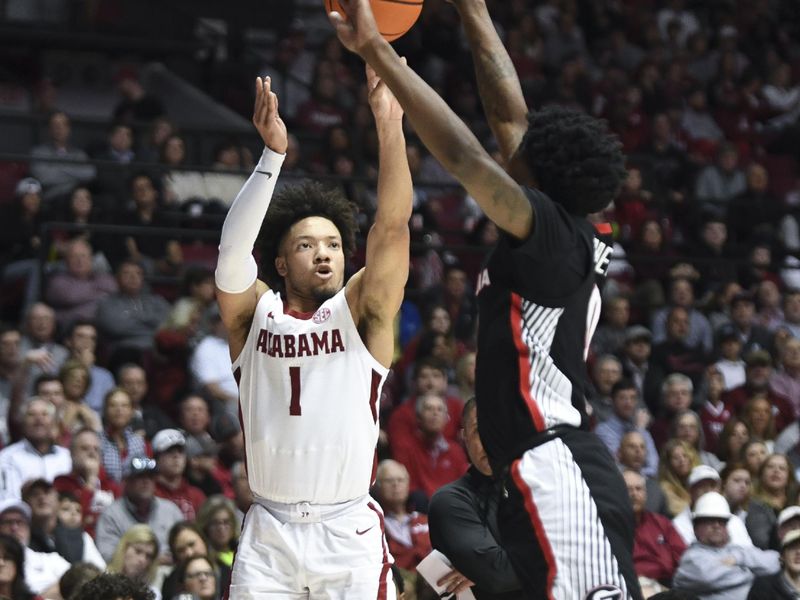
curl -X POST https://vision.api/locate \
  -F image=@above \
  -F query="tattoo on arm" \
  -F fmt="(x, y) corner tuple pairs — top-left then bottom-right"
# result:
(475, 44), (519, 122)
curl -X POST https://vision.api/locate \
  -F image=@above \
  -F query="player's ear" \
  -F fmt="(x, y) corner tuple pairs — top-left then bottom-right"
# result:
(275, 256), (287, 277)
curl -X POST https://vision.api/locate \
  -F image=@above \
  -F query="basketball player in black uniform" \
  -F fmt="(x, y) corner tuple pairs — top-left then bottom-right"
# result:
(331, 1), (642, 598)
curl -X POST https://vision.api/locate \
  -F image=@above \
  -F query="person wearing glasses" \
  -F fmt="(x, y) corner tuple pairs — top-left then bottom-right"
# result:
(95, 455), (183, 564)
(173, 555), (219, 600)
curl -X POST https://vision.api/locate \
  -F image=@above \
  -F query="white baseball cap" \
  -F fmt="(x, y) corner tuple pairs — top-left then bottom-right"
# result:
(778, 505), (800, 528)
(688, 465), (720, 488)
(152, 428), (186, 455)
(692, 491), (731, 521)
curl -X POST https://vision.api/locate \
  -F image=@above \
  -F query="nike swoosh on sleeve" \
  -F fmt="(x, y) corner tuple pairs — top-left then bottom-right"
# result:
(256, 170), (273, 179)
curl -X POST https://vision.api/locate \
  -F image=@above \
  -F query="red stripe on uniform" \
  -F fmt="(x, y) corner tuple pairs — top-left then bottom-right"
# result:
(594, 222), (613, 234)
(367, 501), (392, 600)
(368, 369), (381, 424)
(509, 293), (546, 431)
(511, 459), (557, 600)
(233, 367), (248, 479)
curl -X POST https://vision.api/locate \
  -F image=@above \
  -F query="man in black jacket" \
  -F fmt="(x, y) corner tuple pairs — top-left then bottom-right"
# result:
(748, 528), (800, 599)
(428, 398), (523, 599)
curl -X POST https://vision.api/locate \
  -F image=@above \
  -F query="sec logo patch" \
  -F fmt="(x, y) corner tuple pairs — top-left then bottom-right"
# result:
(313, 308), (331, 324)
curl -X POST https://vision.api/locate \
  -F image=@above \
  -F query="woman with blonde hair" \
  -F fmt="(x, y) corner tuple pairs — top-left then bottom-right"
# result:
(658, 439), (701, 517)
(107, 524), (161, 599)
(196, 496), (239, 570)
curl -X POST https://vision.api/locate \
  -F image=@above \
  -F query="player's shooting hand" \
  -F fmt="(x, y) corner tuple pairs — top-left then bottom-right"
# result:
(437, 568), (475, 595)
(366, 60), (404, 123)
(253, 76), (288, 155)
(328, 0), (382, 56)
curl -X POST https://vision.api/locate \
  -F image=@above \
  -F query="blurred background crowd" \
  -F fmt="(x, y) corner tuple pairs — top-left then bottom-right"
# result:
(1, 0), (800, 598)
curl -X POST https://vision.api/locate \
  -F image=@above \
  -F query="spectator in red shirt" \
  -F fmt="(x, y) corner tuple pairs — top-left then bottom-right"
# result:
(53, 428), (120, 537)
(151, 429), (205, 521)
(388, 357), (464, 458)
(393, 394), (468, 500)
(623, 469), (687, 595)
(373, 459), (432, 573)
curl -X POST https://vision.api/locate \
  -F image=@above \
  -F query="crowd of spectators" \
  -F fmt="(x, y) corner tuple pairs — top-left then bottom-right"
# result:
(1, 0), (800, 598)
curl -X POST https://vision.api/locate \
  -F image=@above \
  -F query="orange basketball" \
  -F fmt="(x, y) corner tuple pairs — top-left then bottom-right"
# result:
(325, 0), (423, 42)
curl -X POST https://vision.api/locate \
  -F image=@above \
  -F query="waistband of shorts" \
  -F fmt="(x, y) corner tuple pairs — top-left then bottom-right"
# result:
(254, 494), (366, 523)
(495, 425), (578, 474)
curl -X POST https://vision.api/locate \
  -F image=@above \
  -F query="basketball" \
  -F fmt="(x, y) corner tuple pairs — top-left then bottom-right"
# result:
(325, 0), (423, 42)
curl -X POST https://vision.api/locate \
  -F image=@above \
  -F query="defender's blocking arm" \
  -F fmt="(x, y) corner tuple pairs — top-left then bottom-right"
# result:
(449, 0), (528, 165)
(329, 0), (533, 241)
(216, 76), (287, 356)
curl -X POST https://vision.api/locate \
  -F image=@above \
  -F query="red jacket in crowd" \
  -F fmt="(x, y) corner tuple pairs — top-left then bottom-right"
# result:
(633, 510), (687, 584)
(53, 469), (121, 537)
(385, 512), (433, 572)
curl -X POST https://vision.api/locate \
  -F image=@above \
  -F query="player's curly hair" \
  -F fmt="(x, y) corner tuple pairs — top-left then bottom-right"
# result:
(69, 573), (154, 600)
(259, 181), (358, 289)
(518, 105), (627, 216)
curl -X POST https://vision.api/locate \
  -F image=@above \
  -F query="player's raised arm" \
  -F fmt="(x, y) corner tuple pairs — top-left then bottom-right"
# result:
(329, 0), (532, 241)
(215, 76), (288, 358)
(348, 63), (412, 368)
(447, 0), (528, 166)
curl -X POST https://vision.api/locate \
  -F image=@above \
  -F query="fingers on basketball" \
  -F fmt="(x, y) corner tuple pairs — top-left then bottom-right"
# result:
(325, 0), (424, 42)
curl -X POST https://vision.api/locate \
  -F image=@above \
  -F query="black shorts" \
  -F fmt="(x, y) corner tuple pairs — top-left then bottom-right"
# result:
(498, 428), (643, 600)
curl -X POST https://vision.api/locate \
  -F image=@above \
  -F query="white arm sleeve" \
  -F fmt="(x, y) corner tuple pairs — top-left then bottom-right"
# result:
(215, 147), (286, 293)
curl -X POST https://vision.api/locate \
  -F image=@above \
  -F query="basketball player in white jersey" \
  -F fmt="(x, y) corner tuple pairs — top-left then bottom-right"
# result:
(215, 70), (411, 599)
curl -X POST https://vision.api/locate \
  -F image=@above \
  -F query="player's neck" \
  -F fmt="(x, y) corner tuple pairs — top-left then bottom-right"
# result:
(284, 289), (322, 315)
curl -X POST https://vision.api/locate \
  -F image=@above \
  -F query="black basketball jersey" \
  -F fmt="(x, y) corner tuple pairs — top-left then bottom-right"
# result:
(474, 187), (613, 470)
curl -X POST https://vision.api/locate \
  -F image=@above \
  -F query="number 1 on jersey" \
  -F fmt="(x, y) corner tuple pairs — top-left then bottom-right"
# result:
(289, 366), (301, 416)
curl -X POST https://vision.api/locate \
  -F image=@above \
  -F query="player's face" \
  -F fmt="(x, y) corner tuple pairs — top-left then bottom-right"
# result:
(277, 217), (345, 304)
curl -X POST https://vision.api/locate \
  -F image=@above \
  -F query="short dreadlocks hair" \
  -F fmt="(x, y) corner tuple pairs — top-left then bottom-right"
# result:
(518, 105), (627, 216)
(70, 573), (154, 600)
(259, 181), (358, 289)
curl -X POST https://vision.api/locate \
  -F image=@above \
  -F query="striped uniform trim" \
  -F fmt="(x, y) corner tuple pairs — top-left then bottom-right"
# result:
(367, 501), (394, 600)
(514, 440), (628, 599)
(511, 459), (557, 600)
(511, 293), (581, 430)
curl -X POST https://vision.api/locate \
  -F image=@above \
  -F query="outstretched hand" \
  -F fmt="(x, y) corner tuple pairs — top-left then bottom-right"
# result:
(366, 60), (404, 123)
(253, 76), (288, 154)
(328, 0), (382, 56)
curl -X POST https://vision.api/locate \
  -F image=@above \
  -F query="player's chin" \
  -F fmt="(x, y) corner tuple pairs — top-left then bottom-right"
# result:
(312, 283), (340, 303)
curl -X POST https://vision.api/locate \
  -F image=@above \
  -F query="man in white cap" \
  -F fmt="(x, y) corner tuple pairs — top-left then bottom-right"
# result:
(749, 528), (800, 599)
(776, 505), (800, 548)
(672, 464), (753, 546)
(152, 428), (206, 521)
(673, 491), (779, 599)
(0, 498), (70, 598)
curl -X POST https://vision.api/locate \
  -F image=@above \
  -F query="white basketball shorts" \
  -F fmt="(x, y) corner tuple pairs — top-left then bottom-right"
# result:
(228, 494), (396, 599)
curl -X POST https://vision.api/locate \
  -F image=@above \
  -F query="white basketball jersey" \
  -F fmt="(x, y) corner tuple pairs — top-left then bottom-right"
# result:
(232, 287), (388, 504)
